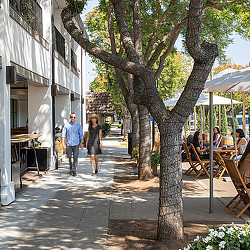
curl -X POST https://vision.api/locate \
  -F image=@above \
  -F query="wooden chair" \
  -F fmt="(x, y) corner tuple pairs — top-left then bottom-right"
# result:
(213, 151), (227, 179)
(183, 142), (200, 176)
(224, 158), (250, 218)
(190, 144), (210, 178)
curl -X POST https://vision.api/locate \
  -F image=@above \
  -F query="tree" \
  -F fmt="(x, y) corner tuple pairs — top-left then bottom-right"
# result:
(62, 0), (250, 242)
(221, 105), (228, 136)
(85, 5), (151, 178)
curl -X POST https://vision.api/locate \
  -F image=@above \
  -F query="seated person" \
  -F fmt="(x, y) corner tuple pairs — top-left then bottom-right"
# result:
(213, 127), (222, 147)
(238, 143), (250, 188)
(203, 127), (221, 148)
(186, 134), (194, 146)
(227, 129), (248, 161)
(191, 131), (209, 161)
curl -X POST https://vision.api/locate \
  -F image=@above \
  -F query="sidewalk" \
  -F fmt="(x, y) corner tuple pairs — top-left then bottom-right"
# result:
(0, 134), (129, 250)
(0, 131), (249, 249)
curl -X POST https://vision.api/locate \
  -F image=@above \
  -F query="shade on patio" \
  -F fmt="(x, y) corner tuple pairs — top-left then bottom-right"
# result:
(164, 92), (241, 107)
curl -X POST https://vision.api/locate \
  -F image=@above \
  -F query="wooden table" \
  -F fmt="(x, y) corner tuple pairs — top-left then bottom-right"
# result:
(11, 134), (41, 144)
(11, 134), (41, 187)
(214, 147), (236, 154)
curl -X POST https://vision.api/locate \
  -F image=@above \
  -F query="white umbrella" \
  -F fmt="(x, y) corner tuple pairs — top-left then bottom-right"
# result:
(164, 92), (241, 107)
(204, 68), (250, 92)
(175, 68), (239, 94)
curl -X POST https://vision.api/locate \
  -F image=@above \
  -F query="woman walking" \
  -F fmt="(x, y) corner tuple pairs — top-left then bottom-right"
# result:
(86, 114), (102, 175)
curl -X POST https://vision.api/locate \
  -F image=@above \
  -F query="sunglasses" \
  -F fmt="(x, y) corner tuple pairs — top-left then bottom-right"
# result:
(70, 116), (76, 119)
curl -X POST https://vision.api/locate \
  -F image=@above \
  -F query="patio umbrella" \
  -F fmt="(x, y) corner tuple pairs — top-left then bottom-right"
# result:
(204, 68), (250, 92)
(164, 92), (241, 106)
(174, 68), (238, 94)
(164, 92), (241, 133)
(203, 67), (250, 213)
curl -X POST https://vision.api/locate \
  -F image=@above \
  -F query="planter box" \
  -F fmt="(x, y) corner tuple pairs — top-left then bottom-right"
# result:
(21, 147), (51, 171)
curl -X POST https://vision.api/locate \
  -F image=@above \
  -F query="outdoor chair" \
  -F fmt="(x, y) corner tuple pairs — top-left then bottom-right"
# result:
(190, 144), (211, 178)
(183, 142), (200, 177)
(223, 158), (250, 218)
(213, 151), (227, 179)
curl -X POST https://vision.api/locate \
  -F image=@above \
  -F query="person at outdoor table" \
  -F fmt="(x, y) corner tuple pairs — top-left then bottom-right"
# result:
(213, 127), (222, 147)
(238, 143), (250, 188)
(226, 128), (248, 161)
(191, 131), (209, 160)
(203, 127), (221, 148)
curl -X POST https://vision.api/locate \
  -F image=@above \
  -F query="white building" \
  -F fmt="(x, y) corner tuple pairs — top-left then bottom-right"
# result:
(0, 0), (88, 205)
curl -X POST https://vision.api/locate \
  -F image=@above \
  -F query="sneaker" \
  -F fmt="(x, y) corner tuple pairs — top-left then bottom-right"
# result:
(95, 169), (98, 174)
(73, 172), (77, 177)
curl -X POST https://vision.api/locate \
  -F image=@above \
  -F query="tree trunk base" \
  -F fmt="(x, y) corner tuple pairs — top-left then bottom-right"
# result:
(157, 213), (184, 243)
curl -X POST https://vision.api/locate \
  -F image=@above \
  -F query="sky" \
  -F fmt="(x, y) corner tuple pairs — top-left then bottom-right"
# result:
(82, 1), (250, 89)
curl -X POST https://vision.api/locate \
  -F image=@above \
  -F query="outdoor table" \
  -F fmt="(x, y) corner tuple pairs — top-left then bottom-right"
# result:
(11, 134), (41, 187)
(214, 147), (236, 161)
(213, 147), (236, 154)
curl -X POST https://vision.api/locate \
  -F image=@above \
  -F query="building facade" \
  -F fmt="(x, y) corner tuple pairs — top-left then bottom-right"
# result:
(0, 0), (87, 205)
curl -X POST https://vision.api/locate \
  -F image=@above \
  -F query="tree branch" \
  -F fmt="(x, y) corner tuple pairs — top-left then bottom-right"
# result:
(154, 31), (180, 78)
(172, 0), (219, 124)
(111, 0), (139, 63)
(132, 0), (144, 64)
(146, 20), (186, 70)
(144, 0), (179, 62)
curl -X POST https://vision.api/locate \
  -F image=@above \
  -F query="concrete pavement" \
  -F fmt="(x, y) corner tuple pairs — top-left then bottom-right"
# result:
(0, 130), (249, 249)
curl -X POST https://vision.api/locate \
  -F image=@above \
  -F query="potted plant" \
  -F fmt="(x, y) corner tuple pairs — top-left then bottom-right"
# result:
(151, 150), (160, 176)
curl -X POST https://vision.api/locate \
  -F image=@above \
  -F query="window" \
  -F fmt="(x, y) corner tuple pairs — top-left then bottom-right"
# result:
(9, 0), (43, 36)
(10, 99), (18, 129)
(55, 26), (65, 59)
(71, 49), (77, 72)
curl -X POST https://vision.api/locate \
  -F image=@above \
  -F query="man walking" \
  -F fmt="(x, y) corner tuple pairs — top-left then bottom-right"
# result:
(62, 113), (84, 176)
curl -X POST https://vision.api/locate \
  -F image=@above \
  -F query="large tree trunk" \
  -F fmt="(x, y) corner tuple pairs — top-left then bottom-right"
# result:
(131, 108), (139, 149)
(123, 112), (130, 141)
(157, 123), (183, 241)
(138, 105), (153, 179)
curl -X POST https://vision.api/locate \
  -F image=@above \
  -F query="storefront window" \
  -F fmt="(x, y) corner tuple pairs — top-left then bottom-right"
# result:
(11, 99), (18, 129)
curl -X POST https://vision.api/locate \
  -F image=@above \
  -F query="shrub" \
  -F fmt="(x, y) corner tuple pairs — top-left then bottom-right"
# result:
(184, 223), (250, 250)
(132, 147), (139, 160)
(151, 150), (160, 166)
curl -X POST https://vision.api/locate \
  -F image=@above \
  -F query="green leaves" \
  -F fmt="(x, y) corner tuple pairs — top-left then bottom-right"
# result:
(65, 0), (87, 14)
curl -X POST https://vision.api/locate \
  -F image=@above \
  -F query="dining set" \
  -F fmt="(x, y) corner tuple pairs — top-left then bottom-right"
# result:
(183, 140), (250, 218)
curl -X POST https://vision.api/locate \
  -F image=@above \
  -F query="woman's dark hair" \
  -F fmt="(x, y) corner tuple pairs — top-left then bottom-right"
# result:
(193, 131), (200, 144)
(238, 142), (250, 168)
(88, 119), (98, 130)
(236, 128), (245, 138)
(213, 127), (220, 136)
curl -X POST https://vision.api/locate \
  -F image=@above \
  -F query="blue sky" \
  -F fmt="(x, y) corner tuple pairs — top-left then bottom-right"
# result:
(83, 1), (250, 88)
